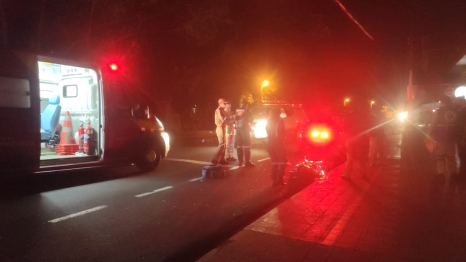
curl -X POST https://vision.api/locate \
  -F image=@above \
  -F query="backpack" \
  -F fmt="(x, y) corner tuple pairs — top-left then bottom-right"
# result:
(202, 164), (225, 178)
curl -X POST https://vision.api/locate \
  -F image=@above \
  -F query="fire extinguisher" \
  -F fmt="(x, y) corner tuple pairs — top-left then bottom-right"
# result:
(78, 122), (84, 153)
(83, 121), (94, 155)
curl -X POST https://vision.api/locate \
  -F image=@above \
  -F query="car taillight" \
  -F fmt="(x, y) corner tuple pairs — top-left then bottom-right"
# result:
(305, 125), (333, 144)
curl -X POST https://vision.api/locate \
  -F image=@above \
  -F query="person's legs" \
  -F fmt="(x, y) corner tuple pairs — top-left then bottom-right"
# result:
(434, 143), (447, 183)
(241, 129), (254, 167)
(275, 145), (288, 185)
(212, 127), (226, 164)
(369, 136), (378, 166)
(225, 127), (236, 160)
(342, 139), (354, 179)
(235, 131), (244, 165)
(229, 131), (235, 159)
(268, 146), (278, 185)
(445, 142), (458, 179)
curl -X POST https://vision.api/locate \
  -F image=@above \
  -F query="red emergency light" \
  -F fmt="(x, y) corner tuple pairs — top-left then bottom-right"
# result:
(109, 63), (118, 71)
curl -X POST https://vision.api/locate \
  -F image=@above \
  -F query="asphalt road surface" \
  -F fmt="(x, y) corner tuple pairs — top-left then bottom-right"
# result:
(0, 138), (337, 262)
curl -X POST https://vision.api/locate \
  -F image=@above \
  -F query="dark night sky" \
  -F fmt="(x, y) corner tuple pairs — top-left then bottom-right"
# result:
(3, 0), (466, 113)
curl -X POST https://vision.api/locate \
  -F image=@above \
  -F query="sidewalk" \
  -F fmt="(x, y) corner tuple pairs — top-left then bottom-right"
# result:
(197, 128), (466, 262)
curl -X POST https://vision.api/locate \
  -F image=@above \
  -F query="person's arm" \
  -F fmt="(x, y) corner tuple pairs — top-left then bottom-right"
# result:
(215, 108), (226, 127)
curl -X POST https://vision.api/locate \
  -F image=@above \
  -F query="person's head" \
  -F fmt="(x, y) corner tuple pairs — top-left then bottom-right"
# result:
(269, 107), (281, 119)
(218, 98), (226, 108)
(239, 100), (249, 109)
(439, 95), (452, 106)
(224, 101), (231, 111)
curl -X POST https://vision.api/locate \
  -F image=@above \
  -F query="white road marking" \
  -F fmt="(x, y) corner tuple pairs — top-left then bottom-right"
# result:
(165, 158), (212, 165)
(189, 177), (203, 182)
(229, 166), (240, 170)
(135, 186), (173, 198)
(258, 158), (270, 162)
(48, 205), (108, 223)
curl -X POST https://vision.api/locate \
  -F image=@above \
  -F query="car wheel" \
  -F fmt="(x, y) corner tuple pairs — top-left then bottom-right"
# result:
(136, 142), (161, 172)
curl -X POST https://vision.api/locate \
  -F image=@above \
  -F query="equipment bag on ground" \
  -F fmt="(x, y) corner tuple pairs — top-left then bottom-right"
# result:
(202, 164), (225, 178)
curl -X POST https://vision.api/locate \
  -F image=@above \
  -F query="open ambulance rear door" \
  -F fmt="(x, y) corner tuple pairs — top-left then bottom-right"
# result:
(0, 48), (41, 175)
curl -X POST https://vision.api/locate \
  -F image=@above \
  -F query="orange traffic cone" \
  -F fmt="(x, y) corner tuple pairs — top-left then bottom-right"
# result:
(56, 111), (79, 155)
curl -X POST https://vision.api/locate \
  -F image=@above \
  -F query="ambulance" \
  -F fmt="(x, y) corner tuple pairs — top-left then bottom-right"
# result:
(0, 48), (169, 175)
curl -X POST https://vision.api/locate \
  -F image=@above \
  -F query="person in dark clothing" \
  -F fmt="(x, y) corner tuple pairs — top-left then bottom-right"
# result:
(212, 98), (242, 165)
(456, 98), (466, 181)
(368, 107), (387, 167)
(235, 101), (255, 167)
(266, 108), (287, 186)
(341, 105), (374, 181)
(427, 95), (460, 183)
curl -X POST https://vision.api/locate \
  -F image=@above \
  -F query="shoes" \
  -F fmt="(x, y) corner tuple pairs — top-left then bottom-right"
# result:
(226, 157), (236, 162)
(219, 160), (229, 165)
(341, 175), (351, 181)
(245, 161), (255, 167)
(435, 173), (446, 184)
(238, 162), (243, 167)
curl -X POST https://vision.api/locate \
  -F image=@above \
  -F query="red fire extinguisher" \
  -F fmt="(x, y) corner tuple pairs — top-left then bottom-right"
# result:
(83, 121), (94, 155)
(78, 123), (84, 153)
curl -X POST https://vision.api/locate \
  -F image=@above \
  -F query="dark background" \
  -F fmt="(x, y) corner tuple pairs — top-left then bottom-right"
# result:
(3, 0), (466, 130)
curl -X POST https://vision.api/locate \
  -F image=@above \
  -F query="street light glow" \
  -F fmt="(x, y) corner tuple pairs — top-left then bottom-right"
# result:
(344, 98), (350, 106)
(261, 80), (269, 102)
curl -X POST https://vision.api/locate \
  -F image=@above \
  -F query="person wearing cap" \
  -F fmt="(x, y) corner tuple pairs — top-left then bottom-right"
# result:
(427, 95), (460, 183)
(212, 98), (242, 165)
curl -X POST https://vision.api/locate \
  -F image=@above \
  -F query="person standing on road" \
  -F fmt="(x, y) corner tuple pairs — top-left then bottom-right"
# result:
(456, 98), (466, 181)
(341, 103), (372, 181)
(224, 101), (237, 162)
(212, 98), (242, 165)
(266, 108), (287, 186)
(368, 106), (386, 167)
(235, 100), (255, 167)
(427, 95), (460, 183)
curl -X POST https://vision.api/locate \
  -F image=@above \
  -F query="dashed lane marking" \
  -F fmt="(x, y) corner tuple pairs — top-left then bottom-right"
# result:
(48, 205), (108, 223)
(135, 186), (173, 198)
(165, 158), (212, 165)
(189, 177), (203, 182)
(258, 158), (270, 162)
(229, 166), (240, 170)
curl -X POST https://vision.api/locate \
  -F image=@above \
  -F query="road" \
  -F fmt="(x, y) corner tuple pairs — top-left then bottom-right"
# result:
(0, 138), (329, 262)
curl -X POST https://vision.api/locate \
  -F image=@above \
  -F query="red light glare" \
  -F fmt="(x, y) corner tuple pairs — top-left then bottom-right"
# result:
(307, 125), (333, 144)
(321, 131), (329, 139)
(109, 63), (118, 71)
